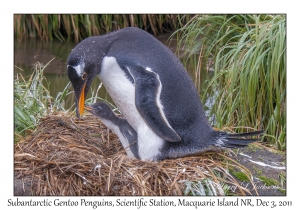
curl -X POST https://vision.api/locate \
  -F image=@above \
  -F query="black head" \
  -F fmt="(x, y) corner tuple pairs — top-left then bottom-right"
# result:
(85, 102), (114, 120)
(67, 38), (102, 118)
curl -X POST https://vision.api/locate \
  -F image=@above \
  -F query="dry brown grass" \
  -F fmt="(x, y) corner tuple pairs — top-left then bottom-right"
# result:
(14, 113), (257, 196)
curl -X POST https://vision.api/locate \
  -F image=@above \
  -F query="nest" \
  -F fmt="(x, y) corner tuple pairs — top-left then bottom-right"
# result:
(14, 113), (257, 196)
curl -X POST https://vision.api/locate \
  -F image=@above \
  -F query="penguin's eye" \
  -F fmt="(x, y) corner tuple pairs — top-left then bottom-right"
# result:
(82, 72), (87, 80)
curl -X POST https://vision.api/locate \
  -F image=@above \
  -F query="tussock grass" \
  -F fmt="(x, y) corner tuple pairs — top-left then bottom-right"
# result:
(174, 15), (286, 149)
(14, 14), (192, 42)
(14, 59), (72, 141)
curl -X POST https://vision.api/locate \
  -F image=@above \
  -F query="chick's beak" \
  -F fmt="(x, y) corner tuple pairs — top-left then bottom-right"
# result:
(84, 104), (93, 111)
(84, 104), (96, 115)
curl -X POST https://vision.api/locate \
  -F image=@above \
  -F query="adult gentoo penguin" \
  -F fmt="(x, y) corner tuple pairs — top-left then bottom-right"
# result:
(67, 27), (263, 161)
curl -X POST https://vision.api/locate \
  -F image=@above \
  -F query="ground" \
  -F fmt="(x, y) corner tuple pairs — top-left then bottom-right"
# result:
(231, 144), (286, 196)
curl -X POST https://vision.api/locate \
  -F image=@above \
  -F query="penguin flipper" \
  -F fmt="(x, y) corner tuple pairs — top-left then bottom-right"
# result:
(119, 122), (140, 159)
(126, 65), (181, 142)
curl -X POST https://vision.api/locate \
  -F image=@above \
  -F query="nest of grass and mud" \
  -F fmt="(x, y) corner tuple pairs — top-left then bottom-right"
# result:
(14, 112), (258, 196)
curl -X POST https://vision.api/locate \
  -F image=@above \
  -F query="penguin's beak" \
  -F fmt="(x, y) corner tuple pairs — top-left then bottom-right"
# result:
(84, 104), (93, 111)
(84, 104), (95, 115)
(72, 78), (90, 119)
(77, 83), (86, 118)
(73, 75), (96, 118)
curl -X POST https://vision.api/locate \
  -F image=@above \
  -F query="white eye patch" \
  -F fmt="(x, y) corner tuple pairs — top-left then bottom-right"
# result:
(68, 57), (85, 77)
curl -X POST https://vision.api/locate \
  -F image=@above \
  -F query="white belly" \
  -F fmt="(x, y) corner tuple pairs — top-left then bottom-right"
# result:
(98, 56), (164, 161)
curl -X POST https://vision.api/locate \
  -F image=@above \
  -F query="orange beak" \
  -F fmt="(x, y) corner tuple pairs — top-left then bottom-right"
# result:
(78, 83), (86, 117)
